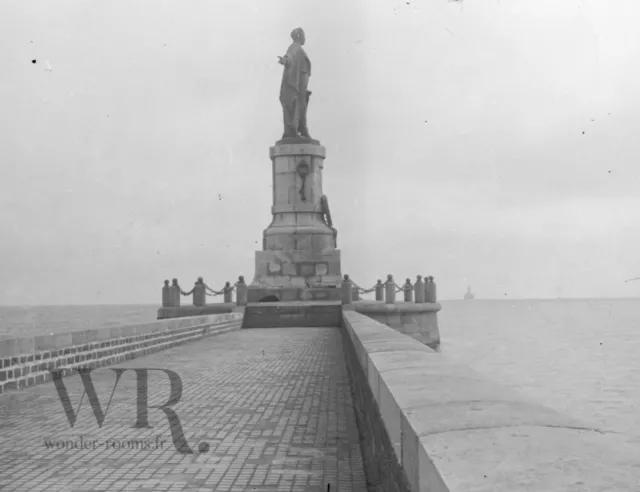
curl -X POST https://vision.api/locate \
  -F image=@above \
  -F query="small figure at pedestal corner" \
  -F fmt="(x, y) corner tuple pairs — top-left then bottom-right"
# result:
(320, 194), (337, 248)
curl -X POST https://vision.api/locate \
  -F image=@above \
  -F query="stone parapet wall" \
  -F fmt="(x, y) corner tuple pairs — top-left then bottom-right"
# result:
(341, 311), (412, 492)
(0, 313), (243, 394)
(157, 303), (239, 319)
(243, 301), (341, 328)
(341, 309), (639, 491)
(349, 301), (441, 351)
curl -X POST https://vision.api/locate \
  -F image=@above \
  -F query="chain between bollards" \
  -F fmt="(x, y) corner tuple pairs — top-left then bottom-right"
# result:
(161, 275), (250, 308)
(337, 273), (437, 306)
(163, 272), (436, 308)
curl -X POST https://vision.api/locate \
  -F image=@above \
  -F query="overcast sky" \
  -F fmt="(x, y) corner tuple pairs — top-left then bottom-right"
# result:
(1, 0), (639, 305)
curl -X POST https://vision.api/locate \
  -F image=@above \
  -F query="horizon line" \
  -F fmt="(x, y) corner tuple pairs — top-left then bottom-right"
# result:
(1, 295), (640, 308)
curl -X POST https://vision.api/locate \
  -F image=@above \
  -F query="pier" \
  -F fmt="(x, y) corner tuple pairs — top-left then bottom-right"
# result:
(1, 310), (639, 491)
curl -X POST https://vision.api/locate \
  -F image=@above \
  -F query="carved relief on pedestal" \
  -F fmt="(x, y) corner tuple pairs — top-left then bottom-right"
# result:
(296, 161), (310, 202)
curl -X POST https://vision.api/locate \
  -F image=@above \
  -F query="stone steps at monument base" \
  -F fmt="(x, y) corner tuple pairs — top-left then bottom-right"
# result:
(242, 301), (342, 328)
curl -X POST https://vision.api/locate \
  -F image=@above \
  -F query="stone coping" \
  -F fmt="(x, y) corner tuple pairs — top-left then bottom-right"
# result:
(245, 301), (341, 308)
(0, 313), (243, 357)
(341, 310), (640, 491)
(350, 301), (441, 314)
(157, 304), (239, 319)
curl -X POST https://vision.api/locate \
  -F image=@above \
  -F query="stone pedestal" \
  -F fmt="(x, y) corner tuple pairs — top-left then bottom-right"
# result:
(248, 139), (342, 302)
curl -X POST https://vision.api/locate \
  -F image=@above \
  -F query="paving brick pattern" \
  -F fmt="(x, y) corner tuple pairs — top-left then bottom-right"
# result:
(0, 327), (367, 492)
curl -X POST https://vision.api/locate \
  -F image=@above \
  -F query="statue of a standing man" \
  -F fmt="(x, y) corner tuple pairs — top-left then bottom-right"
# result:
(278, 28), (312, 140)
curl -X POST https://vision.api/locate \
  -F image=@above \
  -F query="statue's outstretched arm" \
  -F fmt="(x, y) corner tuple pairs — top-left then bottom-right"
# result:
(278, 55), (291, 66)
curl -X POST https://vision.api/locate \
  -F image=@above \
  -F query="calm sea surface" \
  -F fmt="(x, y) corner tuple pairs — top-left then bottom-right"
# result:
(439, 299), (640, 446)
(0, 299), (639, 444)
(0, 304), (158, 341)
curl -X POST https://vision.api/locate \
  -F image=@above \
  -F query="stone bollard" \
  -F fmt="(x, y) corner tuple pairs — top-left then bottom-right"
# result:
(403, 278), (414, 303)
(425, 276), (437, 303)
(162, 280), (171, 307)
(352, 285), (361, 301)
(342, 275), (353, 305)
(170, 278), (181, 307)
(414, 275), (425, 303)
(236, 276), (247, 306)
(384, 274), (396, 304)
(223, 281), (233, 303)
(375, 279), (384, 301)
(430, 276), (437, 302)
(193, 277), (206, 307)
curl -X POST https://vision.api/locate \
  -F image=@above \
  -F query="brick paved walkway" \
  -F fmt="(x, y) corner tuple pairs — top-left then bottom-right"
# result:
(0, 327), (367, 492)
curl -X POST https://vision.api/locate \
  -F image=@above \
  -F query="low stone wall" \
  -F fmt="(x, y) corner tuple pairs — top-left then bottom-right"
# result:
(157, 303), (238, 319)
(0, 313), (243, 395)
(341, 310), (639, 491)
(349, 301), (441, 351)
(243, 301), (342, 328)
(342, 312), (412, 492)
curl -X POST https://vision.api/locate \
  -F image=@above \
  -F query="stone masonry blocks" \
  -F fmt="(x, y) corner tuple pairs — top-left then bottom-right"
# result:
(0, 314), (243, 395)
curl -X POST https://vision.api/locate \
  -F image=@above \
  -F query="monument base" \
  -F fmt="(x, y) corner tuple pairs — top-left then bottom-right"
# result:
(248, 248), (342, 302)
(242, 301), (341, 328)
(247, 285), (341, 303)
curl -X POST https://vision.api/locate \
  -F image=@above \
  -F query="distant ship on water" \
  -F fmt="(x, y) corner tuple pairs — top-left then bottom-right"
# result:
(464, 286), (475, 300)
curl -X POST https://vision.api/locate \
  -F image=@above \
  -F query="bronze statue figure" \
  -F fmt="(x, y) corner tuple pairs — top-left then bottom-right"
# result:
(278, 28), (312, 140)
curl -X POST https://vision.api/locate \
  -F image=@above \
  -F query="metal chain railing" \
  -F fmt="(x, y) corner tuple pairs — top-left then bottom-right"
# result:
(352, 281), (377, 294)
(161, 275), (249, 308)
(162, 272), (436, 308)
(342, 273), (437, 305)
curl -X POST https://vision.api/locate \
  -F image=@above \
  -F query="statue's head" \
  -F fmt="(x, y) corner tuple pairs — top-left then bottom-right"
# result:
(197, 276), (203, 284)
(291, 28), (305, 45)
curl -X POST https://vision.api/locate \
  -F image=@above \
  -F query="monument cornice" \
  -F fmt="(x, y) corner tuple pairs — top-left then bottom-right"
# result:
(269, 143), (326, 158)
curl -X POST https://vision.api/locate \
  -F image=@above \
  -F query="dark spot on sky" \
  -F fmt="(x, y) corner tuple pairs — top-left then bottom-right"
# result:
(31, 59), (36, 64)
(582, 131), (585, 135)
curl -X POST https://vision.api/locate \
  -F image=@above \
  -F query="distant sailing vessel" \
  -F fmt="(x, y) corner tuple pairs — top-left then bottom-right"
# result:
(464, 286), (475, 300)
